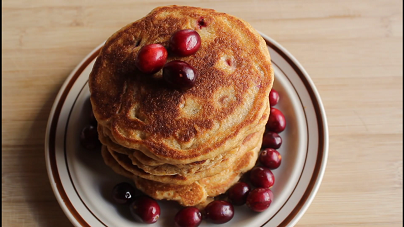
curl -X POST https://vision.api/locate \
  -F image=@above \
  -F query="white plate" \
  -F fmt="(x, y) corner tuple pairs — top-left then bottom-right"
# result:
(45, 33), (328, 227)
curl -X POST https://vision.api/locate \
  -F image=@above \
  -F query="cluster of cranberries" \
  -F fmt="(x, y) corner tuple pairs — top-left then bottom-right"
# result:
(111, 182), (161, 224)
(201, 89), (286, 221)
(229, 89), (286, 213)
(80, 104), (101, 150)
(106, 89), (286, 226)
(135, 29), (201, 90)
(262, 88), (285, 167)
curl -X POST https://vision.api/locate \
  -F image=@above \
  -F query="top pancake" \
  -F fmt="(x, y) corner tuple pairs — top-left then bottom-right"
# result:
(89, 5), (274, 164)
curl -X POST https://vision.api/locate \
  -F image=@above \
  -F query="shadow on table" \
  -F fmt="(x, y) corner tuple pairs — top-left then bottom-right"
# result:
(19, 85), (72, 227)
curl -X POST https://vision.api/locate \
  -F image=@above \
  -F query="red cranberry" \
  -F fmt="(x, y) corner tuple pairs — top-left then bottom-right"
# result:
(135, 44), (167, 74)
(266, 108), (286, 133)
(197, 17), (207, 29)
(260, 149), (282, 169)
(163, 60), (197, 90)
(227, 182), (251, 206)
(130, 196), (160, 224)
(205, 200), (234, 224)
(170, 29), (201, 56)
(246, 188), (273, 212)
(175, 207), (202, 227)
(112, 182), (136, 205)
(250, 167), (275, 188)
(80, 125), (100, 150)
(262, 131), (282, 149)
(269, 89), (280, 106)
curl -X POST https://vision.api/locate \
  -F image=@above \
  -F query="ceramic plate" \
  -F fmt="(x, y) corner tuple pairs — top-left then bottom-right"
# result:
(45, 33), (328, 227)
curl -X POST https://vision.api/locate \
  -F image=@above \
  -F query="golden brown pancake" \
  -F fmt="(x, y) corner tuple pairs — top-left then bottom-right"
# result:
(98, 121), (264, 178)
(91, 5), (274, 207)
(101, 143), (260, 207)
(89, 5), (274, 165)
(106, 127), (263, 184)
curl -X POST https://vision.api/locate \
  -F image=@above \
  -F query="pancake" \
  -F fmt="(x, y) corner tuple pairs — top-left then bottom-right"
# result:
(130, 127), (263, 176)
(98, 124), (164, 166)
(89, 5), (274, 165)
(101, 142), (260, 207)
(92, 5), (274, 208)
(99, 119), (265, 177)
(106, 126), (263, 184)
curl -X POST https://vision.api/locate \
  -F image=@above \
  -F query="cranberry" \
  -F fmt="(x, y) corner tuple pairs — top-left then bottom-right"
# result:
(163, 60), (197, 90)
(170, 29), (201, 56)
(112, 182), (136, 205)
(246, 188), (273, 212)
(89, 109), (97, 126)
(227, 182), (250, 206)
(269, 89), (280, 106)
(260, 149), (282, 169)
(197, 17), (207, 29)
(80, 125), (100, 150)
(135, 44), (168, 74)
(130, 196), (160, 224)
(205, 200), (234, 224)
(250, 167), (275, 188)
(266, 108), (286, 133)
(175, 207), (202, 227)
(262, 131), (282, 149)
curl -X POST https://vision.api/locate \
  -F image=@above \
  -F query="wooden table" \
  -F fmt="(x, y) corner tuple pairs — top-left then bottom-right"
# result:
(2, 0), (402, 226)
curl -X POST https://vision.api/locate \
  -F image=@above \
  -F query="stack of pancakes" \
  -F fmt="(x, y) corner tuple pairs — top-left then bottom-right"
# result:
(89, 5), (274, 208)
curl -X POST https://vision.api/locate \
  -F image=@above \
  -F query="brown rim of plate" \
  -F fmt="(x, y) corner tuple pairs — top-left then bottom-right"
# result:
(264, 39), (325, 226)
(47, 37), (326, 227)
(48, 48), (101, 227)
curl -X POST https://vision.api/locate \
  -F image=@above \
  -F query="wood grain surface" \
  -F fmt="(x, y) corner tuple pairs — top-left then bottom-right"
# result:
(2, 0), (402, 226)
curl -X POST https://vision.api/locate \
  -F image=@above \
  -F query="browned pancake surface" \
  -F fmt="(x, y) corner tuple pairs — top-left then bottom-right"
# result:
(89, 5), (273, 164)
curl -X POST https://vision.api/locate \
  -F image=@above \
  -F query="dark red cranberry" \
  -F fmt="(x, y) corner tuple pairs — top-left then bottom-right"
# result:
(227, 182), (251, 206)
(112, 182), (136, 205)
(260, 149), (282, 169)
(135, 44), (167, 74)
(262, 131), (282, 149)
(197, 17), (207, 29)
(269, 89), (280, 106)
(80, 125), (100, 150)
(266, 108), (286, 133)
(250, 167), (275, 188)
(89, 109), (97, 126)
(170, 29), (201, 56)
(163, 60), (197, 90)
(175, 207), (202, 227)
(205, 200), (234, 224)
(246, 188), (273, 212)
(130, 196), (160, 224)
